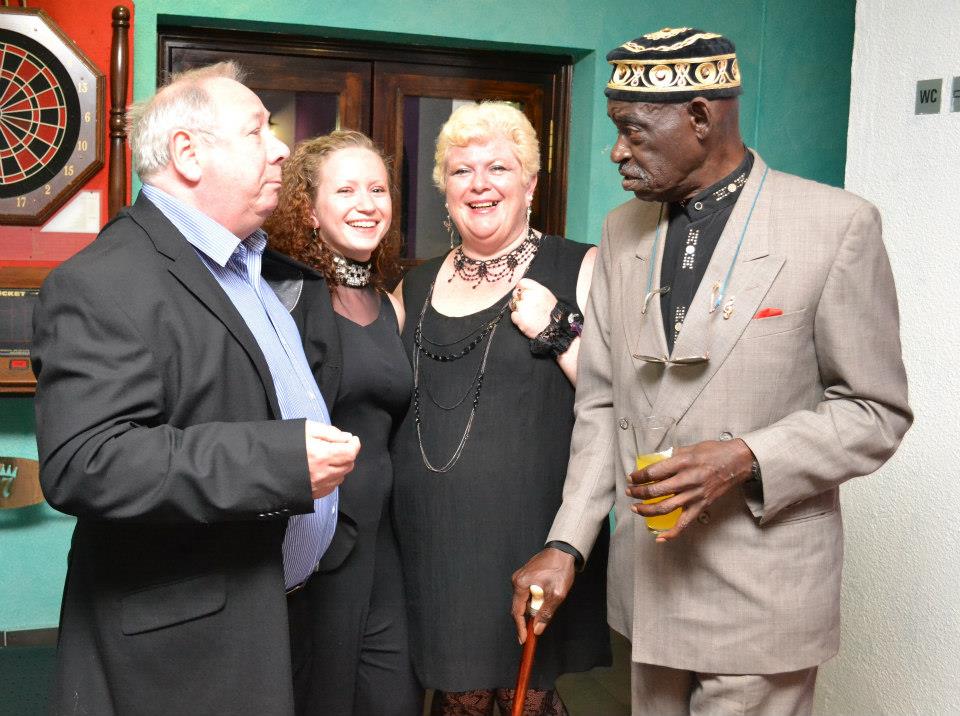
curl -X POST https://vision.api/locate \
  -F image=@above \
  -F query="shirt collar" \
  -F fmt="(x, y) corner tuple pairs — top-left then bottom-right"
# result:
(671, 149), (755, 220)
(140, 183), (267, 267)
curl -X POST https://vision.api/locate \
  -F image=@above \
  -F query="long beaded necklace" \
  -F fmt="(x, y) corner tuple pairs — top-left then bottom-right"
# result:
(414, 236), (539, 473)
(450, 228), (539, 288)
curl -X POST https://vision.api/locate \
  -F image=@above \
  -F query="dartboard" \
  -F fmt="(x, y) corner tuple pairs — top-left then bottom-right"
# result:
(0, 28), (79, 198)
(0, 9), (102, 225)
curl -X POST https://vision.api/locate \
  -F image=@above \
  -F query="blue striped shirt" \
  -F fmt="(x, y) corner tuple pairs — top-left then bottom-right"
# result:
(141, 184), (337, 588)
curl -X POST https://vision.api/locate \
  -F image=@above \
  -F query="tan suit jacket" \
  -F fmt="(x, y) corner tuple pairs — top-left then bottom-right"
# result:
(548, 151), (911, 674)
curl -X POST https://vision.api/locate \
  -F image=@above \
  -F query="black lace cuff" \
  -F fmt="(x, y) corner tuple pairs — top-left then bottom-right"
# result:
(529, 301), (583, 358)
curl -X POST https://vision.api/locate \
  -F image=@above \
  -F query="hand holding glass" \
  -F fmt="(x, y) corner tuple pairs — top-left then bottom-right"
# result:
(630, 416), (682, 535)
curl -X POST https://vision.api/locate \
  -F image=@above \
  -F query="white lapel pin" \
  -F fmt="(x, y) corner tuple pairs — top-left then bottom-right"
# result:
(722, 297), (735, 320)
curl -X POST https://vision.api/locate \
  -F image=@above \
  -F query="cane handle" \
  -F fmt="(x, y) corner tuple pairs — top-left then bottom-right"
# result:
(529, 584), (544, 613)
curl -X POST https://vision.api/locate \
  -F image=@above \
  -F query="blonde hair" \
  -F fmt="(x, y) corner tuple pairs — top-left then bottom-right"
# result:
(263, 130), (401, 290)
(433, 101), (541, 192)
(126, 61), (245, 179)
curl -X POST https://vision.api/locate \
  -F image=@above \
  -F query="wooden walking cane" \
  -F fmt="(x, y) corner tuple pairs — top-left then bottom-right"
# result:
(511, 584), (545, 716)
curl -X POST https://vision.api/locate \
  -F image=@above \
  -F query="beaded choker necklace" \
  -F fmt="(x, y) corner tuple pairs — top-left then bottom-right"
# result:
(332, 253), (373, 288)
(450, 228), (539, 288)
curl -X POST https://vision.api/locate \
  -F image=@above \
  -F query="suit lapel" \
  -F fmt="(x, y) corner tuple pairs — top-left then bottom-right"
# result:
(311, 286), (342, 408)
(652, 152), (785, 422)
(298, 276), (342, 409)
(619, 203), (669, 408)
(128, 194), (283, 418)
(261, 250), (342, 410)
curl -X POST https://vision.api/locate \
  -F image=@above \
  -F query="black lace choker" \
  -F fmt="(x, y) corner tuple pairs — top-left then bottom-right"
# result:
(332, 253), (372, 287)
(450, 228), (540, 288)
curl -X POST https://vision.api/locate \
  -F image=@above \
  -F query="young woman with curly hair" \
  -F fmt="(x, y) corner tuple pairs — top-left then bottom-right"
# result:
(264, 130), (420, 716)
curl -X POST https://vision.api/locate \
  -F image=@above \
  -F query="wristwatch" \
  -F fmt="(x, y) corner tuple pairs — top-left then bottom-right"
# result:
(749, 457), (762, 483)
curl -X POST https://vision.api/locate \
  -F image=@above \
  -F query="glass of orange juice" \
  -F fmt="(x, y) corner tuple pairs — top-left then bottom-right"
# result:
(630, 416), (682, 535)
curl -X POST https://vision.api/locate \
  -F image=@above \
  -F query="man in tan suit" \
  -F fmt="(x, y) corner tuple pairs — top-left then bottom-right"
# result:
(512, 28), (911, 715)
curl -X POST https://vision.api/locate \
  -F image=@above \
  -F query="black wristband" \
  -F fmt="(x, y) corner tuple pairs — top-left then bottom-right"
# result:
(544, 540), (585, 571)
(529, 301), (583, 358)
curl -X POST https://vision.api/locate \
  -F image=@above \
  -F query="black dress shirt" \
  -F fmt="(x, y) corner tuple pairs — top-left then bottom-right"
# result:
(660, 150), (754, 354)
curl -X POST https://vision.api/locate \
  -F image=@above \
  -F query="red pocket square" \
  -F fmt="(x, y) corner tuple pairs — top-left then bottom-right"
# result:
(754, 307), (783, 319)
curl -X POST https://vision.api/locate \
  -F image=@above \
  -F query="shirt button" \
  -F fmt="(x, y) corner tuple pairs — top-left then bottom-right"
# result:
(618, 418), (629, 430)
(308, 392), (316, 400)
(698, 511), (711, 525)
(694, 201), (703, 211)
(719, 431), (733, 441)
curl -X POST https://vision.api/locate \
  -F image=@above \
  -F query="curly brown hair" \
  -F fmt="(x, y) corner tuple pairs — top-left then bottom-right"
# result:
(264, 130), (401, 290)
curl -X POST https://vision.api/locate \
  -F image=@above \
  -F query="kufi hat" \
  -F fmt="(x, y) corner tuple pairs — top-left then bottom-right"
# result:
(605, 27), (742, 103)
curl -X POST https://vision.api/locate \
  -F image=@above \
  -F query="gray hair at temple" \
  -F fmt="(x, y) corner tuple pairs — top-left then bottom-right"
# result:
(126, 61), (246, 179)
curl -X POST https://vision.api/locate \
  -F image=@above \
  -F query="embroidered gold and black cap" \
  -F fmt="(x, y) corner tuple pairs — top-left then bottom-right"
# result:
(605, 27), (742, 103)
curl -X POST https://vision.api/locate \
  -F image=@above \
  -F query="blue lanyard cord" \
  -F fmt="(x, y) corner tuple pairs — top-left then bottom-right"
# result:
(711, 166), (769, 311)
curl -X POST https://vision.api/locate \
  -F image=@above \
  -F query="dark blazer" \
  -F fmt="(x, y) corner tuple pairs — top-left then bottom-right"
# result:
(32, 193), (337, 715)
(261, 252), (358, 571)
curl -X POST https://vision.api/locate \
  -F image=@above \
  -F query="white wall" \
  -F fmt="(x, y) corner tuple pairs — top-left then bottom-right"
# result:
(816, 2), (960, 713)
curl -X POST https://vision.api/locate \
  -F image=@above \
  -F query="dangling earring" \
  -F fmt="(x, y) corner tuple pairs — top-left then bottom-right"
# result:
(526, 205), (532, 231)
(309, 227), (320, 248)
(443, 205), (460, 249)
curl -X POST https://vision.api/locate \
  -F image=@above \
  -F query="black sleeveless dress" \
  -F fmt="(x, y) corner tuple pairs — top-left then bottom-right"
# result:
(392, 235), (611, 692)
(287, 295), (420, 715)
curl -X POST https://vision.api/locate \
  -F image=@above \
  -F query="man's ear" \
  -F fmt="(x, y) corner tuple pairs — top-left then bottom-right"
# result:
(169, 129), (203, 184)
(686, 98), (712, 142)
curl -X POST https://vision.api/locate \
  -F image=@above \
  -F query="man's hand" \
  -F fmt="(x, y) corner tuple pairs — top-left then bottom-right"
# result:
(627, 437), (754, 542)
(305, 420), (361, 498)
(509, 278), (557, 339)
(511, 547), (575, 643)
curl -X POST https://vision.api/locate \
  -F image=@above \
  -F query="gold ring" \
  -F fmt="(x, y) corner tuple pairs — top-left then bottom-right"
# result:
(509, 296), (519, 311)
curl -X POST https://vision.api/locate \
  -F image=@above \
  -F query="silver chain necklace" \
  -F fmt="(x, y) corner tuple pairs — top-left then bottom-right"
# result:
(413, 239), (540, 473)
(412, 280), (509, 473)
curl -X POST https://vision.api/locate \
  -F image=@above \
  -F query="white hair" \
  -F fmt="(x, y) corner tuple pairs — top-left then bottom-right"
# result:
(126, 61), (246, 179)
(433, 101), (540, 192)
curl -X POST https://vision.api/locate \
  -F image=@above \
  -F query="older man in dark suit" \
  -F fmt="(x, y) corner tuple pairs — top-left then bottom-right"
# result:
(32, 62), (359, 715)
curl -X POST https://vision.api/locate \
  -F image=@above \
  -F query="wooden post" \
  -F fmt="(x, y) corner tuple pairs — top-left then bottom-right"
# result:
(108, 5), (130, 219)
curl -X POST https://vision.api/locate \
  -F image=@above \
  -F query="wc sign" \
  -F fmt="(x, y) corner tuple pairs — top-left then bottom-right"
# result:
(916, 79), (942, 114)
(915, 77), (960, 114)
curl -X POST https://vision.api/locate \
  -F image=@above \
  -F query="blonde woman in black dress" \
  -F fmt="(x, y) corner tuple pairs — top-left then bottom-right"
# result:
(392, 102), (611, 716)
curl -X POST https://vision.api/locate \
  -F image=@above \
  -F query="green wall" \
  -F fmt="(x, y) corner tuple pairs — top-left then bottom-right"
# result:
(0, 0), (853, 652)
